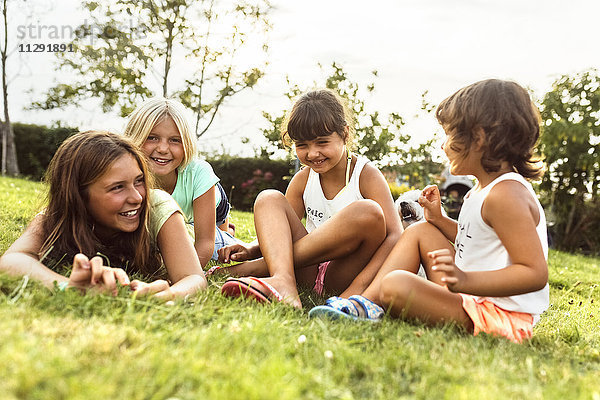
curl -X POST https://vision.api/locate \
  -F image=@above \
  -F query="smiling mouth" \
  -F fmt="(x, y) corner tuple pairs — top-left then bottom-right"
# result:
(311, 159), (327, 166)
(119, 209), (139, 217)
(151, 157), (171, 165)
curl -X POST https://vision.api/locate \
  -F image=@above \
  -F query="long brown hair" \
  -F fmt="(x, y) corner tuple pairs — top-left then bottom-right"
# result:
(436, 79), (543, 179)
(40, 131), (161, 275)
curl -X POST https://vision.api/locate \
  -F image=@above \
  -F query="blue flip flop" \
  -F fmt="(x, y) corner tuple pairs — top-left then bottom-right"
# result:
(309, 295), (384, 322)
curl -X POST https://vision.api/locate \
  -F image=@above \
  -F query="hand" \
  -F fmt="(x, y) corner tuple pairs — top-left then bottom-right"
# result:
(130, 279), (174, 301)
(217, 242), (256, 263)
(68, 253), (130, 295)
(429, 248), (466, 293)
(419, 185), (444, 223)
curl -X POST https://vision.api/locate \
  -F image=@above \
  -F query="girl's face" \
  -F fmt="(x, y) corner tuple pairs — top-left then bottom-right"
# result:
(442, 128), (481, 176)
(86, 153), (146, 236)
(294, 132), (346, 174)
(141, 116), (184, 177)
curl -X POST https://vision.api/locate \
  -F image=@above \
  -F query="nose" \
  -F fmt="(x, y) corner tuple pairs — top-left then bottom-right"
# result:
(157, 139), (169, 153)
(128, 187), (143, 204)
(307, 144), (319, 159)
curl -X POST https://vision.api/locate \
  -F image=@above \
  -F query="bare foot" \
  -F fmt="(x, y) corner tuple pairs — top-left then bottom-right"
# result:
(230, 276), (302, 309)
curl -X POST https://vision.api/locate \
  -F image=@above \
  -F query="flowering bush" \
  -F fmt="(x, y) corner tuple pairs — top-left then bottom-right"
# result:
(241, 169), (277, 210)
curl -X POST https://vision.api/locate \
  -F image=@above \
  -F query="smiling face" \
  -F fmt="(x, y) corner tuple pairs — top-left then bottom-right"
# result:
(86, 153), (146, 237)
(294, 132), (346, 174)
(141, 116), (184, 178)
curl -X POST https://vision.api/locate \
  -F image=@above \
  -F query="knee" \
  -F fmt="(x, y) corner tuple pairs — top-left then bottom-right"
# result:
(254, 189), (285, 210)
(380, 270), (420, 310)
(348, 199), (385, 231)
(403, 220), (439, 241)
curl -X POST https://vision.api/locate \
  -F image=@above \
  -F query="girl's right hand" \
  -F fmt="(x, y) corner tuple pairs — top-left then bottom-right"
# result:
(217, 243), (257, 263)
(419, 185), (444, 223)
(68, 253), (130, 295)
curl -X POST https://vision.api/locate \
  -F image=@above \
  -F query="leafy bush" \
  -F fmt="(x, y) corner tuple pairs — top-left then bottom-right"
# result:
(388, 182), (411, 200)
(13, 123), (78, 180)
(207, 156), (293, 211)
(539, 69), (600, 254)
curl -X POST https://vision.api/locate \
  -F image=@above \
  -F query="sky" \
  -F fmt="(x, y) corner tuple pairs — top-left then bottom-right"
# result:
(4, 0), (600, 157)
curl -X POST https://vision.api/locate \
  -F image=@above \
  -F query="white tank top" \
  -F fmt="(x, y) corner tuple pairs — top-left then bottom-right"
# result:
(455, 172), (549, 322)
(303, 156), (369, 233)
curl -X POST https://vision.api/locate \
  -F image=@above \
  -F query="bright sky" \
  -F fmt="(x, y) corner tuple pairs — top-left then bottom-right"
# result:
(5, 0), (600, 157)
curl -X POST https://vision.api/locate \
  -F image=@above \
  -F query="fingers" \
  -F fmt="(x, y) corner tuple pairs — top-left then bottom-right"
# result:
(89, 256), (104, 285)
(218, 246), (233, 263)
(102, 267), (118, 295)
(112, 268), (130, 287)
(132, 279), (170, 297)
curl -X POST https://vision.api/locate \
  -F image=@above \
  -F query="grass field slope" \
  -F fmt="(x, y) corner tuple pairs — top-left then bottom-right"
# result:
(0, 176), (599, 399)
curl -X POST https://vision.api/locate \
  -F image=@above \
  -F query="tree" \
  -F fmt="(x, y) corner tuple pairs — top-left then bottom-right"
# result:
(260, 63), (443, 185)
(33, 0), (270, 137)
(539, 69), (600, 253)
(0, 0), (20, 175)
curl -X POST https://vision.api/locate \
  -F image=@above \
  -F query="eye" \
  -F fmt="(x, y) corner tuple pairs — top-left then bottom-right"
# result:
(169, 137), (182, 144)
(146, 135), (158, 142)
(134, 177), (145, 186)
(294, 142), (306, 148)
(110, 184), (123, 191)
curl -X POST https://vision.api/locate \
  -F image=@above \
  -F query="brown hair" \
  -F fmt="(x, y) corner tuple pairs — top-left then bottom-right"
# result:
(281, 89), (354, 146)
(436, 79), (543, 179)
(40, 131), (161, 275)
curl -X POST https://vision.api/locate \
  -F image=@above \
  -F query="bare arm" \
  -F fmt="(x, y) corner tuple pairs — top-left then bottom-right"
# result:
(419, 185), (458, 242)
(284, 167), (309, 220)
(134, 211), (207, 300)
(431, 181), (548, 296)
(0, 215), (130, 293)
(0, 215), (67, 288)
(192, 185), (217, 267)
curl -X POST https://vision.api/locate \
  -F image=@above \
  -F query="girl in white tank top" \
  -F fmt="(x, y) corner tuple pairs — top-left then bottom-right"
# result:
(310, 80), (549, 343)
(217, 89), (403, 308)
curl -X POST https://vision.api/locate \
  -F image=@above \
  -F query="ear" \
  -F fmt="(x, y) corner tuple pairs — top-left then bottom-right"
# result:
(343, 125), (350, 142)
(472, 127), (486, 151)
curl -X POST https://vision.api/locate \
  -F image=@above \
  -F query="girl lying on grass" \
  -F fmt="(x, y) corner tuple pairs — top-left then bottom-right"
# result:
(124, 97), (238, 267)
(217, 89), (403, 308)
(310, 79), (549, 343)
(0, 131), (206, 300)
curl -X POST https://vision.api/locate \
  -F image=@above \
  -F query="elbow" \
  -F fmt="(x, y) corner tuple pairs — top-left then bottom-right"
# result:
(530, 263), (548, 292)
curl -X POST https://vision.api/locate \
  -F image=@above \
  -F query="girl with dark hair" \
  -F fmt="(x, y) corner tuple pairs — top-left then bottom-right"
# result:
(218, 89), (403, 308)
(0, 131), (206, 299)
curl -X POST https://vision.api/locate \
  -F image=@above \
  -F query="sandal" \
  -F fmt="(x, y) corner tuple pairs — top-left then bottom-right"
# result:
(309, 295), (384, 322)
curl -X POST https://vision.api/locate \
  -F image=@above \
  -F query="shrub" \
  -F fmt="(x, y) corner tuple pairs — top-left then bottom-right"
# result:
(388, 182), (411, 200)
(207, 156), (293, 211)
(13, 123), (78, 180)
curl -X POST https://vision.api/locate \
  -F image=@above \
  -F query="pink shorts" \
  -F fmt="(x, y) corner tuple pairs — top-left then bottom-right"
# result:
(459, 294), (534, 344)
(313, 261), (331, 295)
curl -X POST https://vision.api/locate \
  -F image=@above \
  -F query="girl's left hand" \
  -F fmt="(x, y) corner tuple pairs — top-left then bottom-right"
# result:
(130, 279), (174, 301)
(429, 249), (466, 292)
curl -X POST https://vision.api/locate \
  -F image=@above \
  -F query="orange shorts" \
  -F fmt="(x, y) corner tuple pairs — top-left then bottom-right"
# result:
(459, 294), (534, 344)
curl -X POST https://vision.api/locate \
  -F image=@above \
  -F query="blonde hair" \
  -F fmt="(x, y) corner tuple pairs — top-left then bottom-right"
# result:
(124, 97), (197, 169)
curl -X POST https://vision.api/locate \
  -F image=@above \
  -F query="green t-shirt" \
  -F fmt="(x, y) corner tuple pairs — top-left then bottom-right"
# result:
(148, 189), (193, 246)
(170, 159), (220, 223)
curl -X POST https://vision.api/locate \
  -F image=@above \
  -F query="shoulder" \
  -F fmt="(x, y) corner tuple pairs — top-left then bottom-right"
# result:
(483, 178), (539, 226)
(287, 167), (310, 194)
(358, 162), (388, 195)
(181, 158), (215, 176)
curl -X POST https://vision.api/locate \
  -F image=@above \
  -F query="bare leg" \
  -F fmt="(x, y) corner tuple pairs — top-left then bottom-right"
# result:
(379, 270), (473, 330)
(233, 191), (386, 307)
(361, 221), (454, 305)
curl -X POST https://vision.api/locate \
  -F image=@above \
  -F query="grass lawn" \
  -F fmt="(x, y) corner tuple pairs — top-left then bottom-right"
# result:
(0, 175), (599, 399)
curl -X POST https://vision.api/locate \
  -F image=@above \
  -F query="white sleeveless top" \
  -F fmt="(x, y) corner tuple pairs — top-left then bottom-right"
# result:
(303, 156), (369, 233)
(454, 172), (549, 322)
